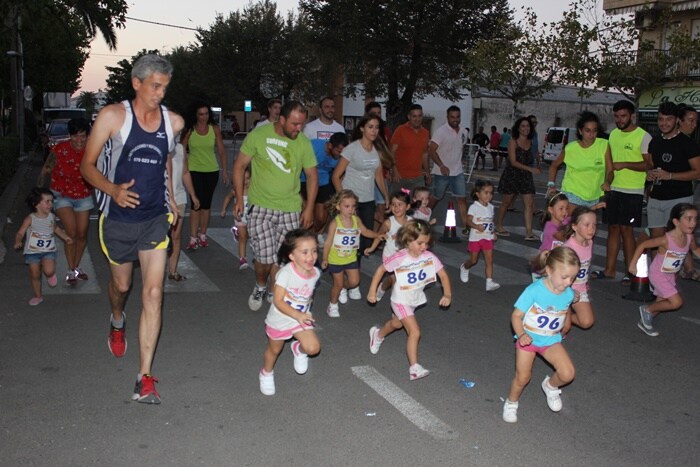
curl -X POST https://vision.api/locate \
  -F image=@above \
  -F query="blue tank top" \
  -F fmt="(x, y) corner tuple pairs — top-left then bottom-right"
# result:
(97, 101), (174, 222)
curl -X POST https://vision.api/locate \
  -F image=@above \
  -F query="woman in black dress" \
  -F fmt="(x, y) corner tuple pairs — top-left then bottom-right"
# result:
(495, 117), (541, 240)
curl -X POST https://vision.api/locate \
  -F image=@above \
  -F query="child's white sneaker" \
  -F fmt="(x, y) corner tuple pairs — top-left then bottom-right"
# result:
(348, 286), (361, 300)
(376, 287), (386, 302)
(259, 369), (275, 396)
(541, 376), (562, 412)
(339, 288), (348, 304)
(409, 363), (430, 381)
(290, 340), (308, 375)
(459, 264), (470, 283)
(327, 302), (340, 318)
(369, 326), (383, 354)
(486, 278), (500, 292)
(502, 399), (519, 423)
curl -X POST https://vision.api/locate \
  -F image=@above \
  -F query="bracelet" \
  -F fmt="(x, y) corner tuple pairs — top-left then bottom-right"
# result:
(547, 181), (556, 187)
(516, 333), (525, 340)
(669, 172), (673, 180)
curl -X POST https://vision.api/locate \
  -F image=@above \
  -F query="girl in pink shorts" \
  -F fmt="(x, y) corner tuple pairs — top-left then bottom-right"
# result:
(367, 220), (452, 381)
(629, 203), (700, 337)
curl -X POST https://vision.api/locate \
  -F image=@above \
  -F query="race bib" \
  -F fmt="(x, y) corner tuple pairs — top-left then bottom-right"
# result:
(661, 250), (686, 273)
(395, 258), (437, 291)
(523, 303), (567, 336)
(283, 292), (311, 314)
(473, 215), (494, 238)
(574, 258), (590, 285)
(27, 231), (54, 253)
(333, 228), (359, 257)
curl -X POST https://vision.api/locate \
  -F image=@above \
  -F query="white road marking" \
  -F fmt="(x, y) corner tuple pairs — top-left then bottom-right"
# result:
(44, 243), (101, 294)
(680, 316), (700, 326)
(351, 365), (458, 440)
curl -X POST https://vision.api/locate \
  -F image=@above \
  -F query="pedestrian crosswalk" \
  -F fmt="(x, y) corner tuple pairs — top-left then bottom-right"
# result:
(41, 221), (632, 295)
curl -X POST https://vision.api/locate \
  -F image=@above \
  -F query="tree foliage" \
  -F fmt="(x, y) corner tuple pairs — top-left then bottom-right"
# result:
(464, 6), (596, 117)
(300, 0), (511, 127)
(104, 49), (160, 104)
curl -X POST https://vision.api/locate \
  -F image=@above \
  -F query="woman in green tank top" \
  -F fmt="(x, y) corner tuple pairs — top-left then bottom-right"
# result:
(547, 111), (609, 215)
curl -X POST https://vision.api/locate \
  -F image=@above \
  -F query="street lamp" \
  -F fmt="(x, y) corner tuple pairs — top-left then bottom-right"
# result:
(7, 49), (25, 156)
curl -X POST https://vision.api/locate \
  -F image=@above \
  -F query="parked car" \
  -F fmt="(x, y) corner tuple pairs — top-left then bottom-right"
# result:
(542, 127), (577, 162)
(46, 118), (71, 147)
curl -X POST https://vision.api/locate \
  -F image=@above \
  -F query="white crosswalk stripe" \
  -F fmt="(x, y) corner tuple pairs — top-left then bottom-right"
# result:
(43, 243), (101, 295)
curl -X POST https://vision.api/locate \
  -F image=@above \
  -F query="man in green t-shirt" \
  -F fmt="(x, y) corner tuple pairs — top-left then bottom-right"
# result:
(233, 100), (318, 310)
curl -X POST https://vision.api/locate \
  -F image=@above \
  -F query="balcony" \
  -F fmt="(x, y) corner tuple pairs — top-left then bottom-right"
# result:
(607, 48), (700, 80)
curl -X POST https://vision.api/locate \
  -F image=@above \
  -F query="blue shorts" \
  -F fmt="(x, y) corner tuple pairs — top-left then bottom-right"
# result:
(25, 251), (56, 264)
(51, 190), (94, 212)
(327, 261), (359, 274)
(374, 179), (389, 204)
(561, 191), (599, 209)
(431, 174), (467, 199)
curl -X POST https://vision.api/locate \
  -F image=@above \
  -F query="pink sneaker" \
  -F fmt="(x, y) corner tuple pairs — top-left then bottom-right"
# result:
(28, 297), (44, 306)
(198, 234), (209, 247)
(47, 274), (58, 287)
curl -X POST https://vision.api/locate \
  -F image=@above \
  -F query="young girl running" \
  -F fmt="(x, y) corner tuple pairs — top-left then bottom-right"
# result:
(367, 220), (452, 380)
(411, 186), (436, 225)
(221, 166), (250, 270)
(562, 206), (597, 331)
(14, 188), (72, 306)
(459, 180), (500, 291)
(532, 192), (570, 281)
(365, 190), (413, 301)
(503, 246), (579, 423)
(322, 190), (384, 318)
(629, 203), (700, 337)
(259, 229), (321, 396)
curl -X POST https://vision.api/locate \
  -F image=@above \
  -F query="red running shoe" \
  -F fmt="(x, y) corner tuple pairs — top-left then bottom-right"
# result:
(132, 374), (161, 404)
(108, 314), (127, 358)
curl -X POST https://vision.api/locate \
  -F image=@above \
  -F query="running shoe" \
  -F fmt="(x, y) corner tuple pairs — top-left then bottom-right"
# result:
(74, 267), (88, 280)
(327, 302), (340, 318)
(348, 287), (361, 300)
(459, 264), (470, 283)
(502, 399), (519, 423)
(239, 257), (249, 270)
(541, 376), (562, 412)
(248, 286), (266, 311)
(259, 369), (275, 396)
(230, 225), (239, 243)
(486, 278), (501, 292)
(291, 340), (308, 374)
(66, 270), (77, 286)
(186, 237), (200, 250)
(369, 326), (383, 354)
(198, 234), (209, 248)
(132, 374), (161, 404)
(375, 287), (386, 302)
(638, 305), (658, 336)
(409, 363), (430, 381)
(108, 313), (127, 358)
(339, 288), (348, 304)
(28, 297), (43, 306)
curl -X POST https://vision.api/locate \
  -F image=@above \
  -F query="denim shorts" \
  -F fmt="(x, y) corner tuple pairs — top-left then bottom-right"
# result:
(24, 251), (56, 264)
(51, 190), (94, 212)
(431, 174), (467, 199)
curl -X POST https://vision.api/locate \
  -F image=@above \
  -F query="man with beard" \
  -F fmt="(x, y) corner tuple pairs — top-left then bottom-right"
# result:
(304, 96), (345, 141)
(595, 100), (652, 283)
(233, 100), (318, 311)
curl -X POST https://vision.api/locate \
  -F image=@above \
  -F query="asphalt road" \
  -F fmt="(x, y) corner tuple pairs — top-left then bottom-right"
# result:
(1, 142), (699, 466)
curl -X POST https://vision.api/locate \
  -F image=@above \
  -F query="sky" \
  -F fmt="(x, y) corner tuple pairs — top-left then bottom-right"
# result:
(77, 0), (581, 94)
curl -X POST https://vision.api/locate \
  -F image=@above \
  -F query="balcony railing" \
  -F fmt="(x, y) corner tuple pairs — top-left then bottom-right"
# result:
(607, 48), (700, 79)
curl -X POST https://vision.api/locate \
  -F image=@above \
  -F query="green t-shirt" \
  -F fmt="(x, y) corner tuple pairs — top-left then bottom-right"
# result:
(608, 127), (648, 192)
(561, 138), (607, 201)
(240, 124), (316, 212)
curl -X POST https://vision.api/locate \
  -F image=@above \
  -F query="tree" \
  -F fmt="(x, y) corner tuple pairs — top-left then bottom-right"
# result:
(76, 91), (97, 116)
(464, 6), (596, 118)
(300, 0), (512, 127)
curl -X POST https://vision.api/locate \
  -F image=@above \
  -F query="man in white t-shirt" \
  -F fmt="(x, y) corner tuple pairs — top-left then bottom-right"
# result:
(255, 98), (282, 129)
(429, 105), (469, 231)
(304, 96), (345, 140)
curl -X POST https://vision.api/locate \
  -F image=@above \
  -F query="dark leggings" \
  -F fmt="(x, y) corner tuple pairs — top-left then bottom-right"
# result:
(190, 171), (219, 210)
(356, 201), (376, 254)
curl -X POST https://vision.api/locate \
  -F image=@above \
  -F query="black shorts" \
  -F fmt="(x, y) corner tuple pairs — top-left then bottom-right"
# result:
(300, 183), (335, 204)
(99, 213), (171, 264)
(190, 171), (219, 210)
(605, 190), (643, 227)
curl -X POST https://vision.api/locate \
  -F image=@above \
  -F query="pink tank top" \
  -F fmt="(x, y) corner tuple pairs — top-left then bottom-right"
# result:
(564, 236), (593, 292)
